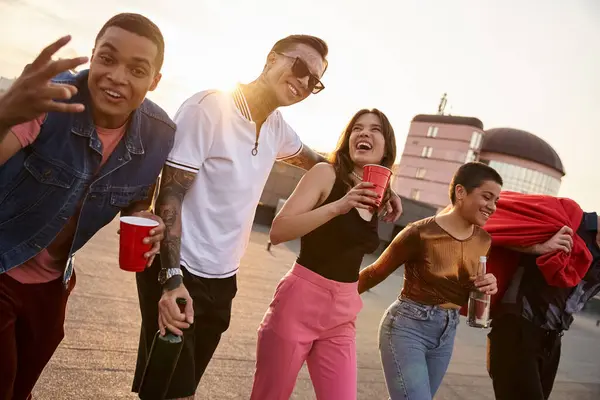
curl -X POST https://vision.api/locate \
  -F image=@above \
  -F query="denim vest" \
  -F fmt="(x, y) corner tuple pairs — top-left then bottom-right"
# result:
(0, 70), (175, 285)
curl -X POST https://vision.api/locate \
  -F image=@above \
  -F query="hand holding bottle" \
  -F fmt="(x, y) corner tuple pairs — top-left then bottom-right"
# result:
(474, 273), (498, 295)
(158, 283), (194, 336)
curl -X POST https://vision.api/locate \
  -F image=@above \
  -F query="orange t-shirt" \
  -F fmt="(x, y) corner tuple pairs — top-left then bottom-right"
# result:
(6, 114), (127, 284)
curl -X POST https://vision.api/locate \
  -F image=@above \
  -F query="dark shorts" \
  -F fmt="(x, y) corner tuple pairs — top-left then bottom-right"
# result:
(132, 257), (237, 398)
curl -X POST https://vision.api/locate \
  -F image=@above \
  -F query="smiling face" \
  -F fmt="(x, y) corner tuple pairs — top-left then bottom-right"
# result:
(262, 43), (326, 107)
(88, 27), (161, 128)
(348, 113), (386, 167)
(329, 109), (397, 191)
(454, 180), (502, 226)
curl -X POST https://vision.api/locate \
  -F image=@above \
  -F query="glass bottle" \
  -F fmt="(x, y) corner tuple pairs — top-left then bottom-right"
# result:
(467, 256), (491, 328)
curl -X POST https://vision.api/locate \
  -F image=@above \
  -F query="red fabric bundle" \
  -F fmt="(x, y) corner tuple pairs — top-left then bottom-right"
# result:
(460, 191), (592, 314)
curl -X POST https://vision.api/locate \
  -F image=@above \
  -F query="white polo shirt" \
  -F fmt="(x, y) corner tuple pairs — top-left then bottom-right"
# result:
(165, 88), (302, 278)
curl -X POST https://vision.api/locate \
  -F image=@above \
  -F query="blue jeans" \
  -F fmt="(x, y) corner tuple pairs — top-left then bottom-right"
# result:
(378, 299), (460, 400)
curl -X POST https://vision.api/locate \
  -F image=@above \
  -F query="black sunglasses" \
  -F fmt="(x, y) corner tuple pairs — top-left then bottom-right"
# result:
(275, 52), (325, 94)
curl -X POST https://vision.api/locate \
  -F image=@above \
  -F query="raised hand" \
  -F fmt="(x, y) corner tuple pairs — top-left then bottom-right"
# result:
(0, 35), (88, 129)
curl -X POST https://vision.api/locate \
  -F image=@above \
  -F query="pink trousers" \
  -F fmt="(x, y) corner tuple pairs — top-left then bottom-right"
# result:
(250, 263), (363, 400)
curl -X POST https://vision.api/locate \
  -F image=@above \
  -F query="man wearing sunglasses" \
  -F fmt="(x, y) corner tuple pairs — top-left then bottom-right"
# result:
(132, 34), (403, 399)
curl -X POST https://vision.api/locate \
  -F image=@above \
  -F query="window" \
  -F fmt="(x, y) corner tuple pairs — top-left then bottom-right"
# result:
(410, 189), (421, 201)
(421, 146), (433, 158)
(469, 132), (477, 148)
(427, 126), (439, 138)
(415, 168), (427, 179)
(465, 149), (476, 162)
(486, 160), (561, 196)
(470, 131), (483, 149)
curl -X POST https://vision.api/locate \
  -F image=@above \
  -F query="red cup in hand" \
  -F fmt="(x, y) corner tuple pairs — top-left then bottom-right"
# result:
(119, 216), (159, 272)
(363, 164), (392, 206)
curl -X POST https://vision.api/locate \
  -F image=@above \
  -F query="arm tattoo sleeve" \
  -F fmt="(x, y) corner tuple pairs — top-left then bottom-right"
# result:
(156, 165), (197, 274)
(281, 145), (327, 170)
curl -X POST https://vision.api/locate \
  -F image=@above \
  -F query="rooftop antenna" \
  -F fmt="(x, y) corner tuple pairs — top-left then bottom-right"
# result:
(437, 93), (448, 115)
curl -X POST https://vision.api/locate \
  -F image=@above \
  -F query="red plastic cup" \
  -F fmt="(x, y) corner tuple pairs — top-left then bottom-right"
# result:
(363, 164), (392, 206)
(119, 216), (159, 272)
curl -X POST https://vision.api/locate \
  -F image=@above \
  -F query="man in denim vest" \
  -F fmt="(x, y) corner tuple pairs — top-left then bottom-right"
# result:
(0, 13), (174, 400)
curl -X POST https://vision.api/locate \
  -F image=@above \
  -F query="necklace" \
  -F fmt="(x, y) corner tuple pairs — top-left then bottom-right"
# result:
(351, 171), (363, 181)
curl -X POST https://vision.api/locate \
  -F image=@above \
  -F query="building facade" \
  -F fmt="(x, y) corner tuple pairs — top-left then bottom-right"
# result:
(392, 114), (485, 210)
(392, 114), (565, 211)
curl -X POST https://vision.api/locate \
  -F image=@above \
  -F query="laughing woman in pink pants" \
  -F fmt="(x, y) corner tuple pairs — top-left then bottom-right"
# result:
(250, 108), (398, 400)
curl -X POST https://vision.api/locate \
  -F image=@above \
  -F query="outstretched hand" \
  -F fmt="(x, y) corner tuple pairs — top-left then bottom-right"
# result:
(0, 36), (88, 129)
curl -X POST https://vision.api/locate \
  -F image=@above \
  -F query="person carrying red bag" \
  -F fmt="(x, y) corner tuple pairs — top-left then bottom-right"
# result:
(483, 191), (599, 400)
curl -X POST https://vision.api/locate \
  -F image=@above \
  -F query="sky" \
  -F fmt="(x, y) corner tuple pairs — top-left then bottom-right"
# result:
(0, 0), (598, 212)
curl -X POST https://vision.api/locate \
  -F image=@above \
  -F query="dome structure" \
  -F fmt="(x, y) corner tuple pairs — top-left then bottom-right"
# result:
(481, 128), (564, 176)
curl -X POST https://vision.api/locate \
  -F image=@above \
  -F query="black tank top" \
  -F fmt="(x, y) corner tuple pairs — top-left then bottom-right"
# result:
(296, 175), (380, 283)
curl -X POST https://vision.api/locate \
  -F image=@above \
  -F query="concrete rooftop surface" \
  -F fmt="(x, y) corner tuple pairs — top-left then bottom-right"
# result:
(33, 219), (600, 399)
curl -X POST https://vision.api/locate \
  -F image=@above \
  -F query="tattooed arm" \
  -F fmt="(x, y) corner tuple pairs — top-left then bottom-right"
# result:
(281, 144), (327, 171)
(155, 164), (197, 335)
(156, 165), (196, 286)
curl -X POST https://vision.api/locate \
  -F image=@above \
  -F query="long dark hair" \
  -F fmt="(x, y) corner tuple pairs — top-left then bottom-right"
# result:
(329, 108), (397, 192)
